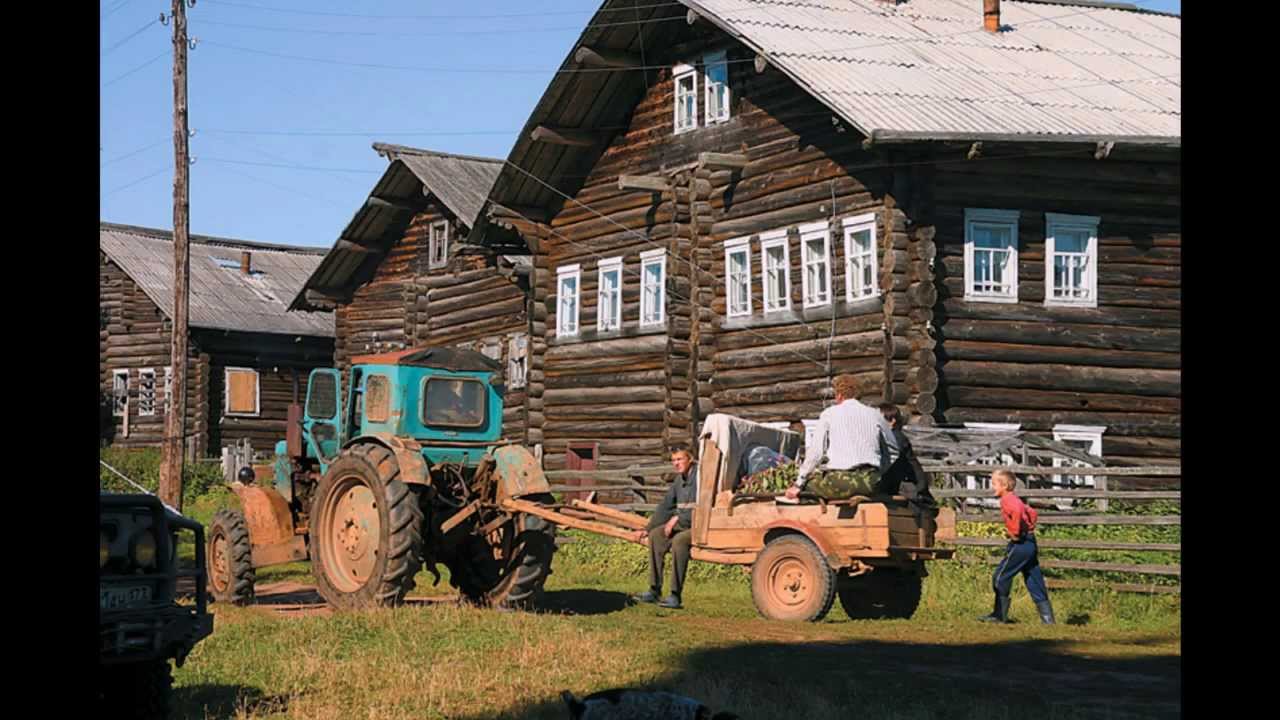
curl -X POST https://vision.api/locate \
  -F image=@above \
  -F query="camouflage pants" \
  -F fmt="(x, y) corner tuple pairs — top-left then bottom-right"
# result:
(805, 467), (879, 499)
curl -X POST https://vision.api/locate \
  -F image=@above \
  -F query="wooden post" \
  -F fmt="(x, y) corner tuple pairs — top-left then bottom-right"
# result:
(158, 0), (190, 511)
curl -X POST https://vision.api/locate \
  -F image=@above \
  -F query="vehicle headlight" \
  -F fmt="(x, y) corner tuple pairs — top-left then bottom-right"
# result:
(100, 532), (109, 569)
(132, 530), (157, 569)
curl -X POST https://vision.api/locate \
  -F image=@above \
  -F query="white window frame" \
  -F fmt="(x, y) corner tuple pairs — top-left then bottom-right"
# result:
(760, 229), (791, 313)
(1044, 213), (1100, 308)
(1051, 425), (1105, 489)
(164, 365), (174, 415)
(137, 368), (157, 417)
(507, 333), (528, 390)
(964, 208), (1020, 303)
(224, 367), (261, 418)
(596, 256), (624, 333)
(703, 50), (730, 125)
(639, 248), (667, 328)
(673, 63), (697, 134)
(724, 237), (752, 319)
(798, 221), (832, 309)
(112, 369), (129, 417)
(842, 212), (879, 301)
(556, 264), (581, 338)
(962, 422), (1021, 508)
(429, 219), (450, 269)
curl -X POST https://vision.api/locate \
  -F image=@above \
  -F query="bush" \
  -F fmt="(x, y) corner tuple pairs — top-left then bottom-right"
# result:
(99, 447), (226, 505)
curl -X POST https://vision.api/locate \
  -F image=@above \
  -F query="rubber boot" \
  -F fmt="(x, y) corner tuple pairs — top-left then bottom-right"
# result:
(979, 595), (1011, 623)
(1035, 599), (1056, 625)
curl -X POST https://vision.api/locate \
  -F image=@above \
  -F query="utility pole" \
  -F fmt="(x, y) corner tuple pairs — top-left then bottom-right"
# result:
(159, 0), (191, 510)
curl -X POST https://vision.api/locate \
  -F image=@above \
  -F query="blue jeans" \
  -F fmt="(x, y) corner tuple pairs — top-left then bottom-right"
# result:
(993, 537), (1049, 603)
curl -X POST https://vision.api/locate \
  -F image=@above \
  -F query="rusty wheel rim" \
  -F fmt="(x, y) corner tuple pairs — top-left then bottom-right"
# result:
(209, 531), (229, 594)
(766, 555), (812, 610)
(319, 475), (380, 594)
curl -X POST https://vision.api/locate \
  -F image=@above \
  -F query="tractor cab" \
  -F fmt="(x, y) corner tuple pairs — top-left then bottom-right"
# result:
(285, 346), (506, 479)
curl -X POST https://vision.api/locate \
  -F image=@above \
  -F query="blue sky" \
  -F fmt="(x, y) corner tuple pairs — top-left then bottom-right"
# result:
(100, 0), (1182, 249)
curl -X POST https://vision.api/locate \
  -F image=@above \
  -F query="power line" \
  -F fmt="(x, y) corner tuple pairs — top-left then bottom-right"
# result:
(104, 164), (170, 196)
(203, 159), (348, 205)
(103, 50), (169, 87)
(100, 137), (170, 167)
(201, 157), (381, 174)
(102, 16), (160, 56)
(101, 0), (135, 20)
(193, 14), (688, 39)
(200, 0), (685, 20)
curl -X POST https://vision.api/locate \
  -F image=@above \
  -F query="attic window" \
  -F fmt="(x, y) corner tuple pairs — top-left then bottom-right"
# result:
(211, 257), (240, 269)
(673, 63), (697, 134)
(429, 220), (450, 269)
(703, 51), (730, 125)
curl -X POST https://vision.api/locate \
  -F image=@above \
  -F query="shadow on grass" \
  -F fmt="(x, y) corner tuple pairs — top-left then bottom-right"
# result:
(539, 589), (635, 616)
(449, 636), (1180, 720)
(175, 683), (288, 720)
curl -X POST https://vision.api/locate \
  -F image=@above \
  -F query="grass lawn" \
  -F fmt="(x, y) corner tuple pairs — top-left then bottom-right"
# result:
(173, 532), (1180, 720)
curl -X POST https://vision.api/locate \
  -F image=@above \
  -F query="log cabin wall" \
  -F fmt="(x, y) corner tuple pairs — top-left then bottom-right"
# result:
(334, 200), (531, 442)
(100, 251), (207, 455)
(538, 31), (911, 469)
(926, 149), (1181, 486)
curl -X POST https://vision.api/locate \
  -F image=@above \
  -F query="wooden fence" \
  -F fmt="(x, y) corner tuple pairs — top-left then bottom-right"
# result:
(543, 461), (1181, 595)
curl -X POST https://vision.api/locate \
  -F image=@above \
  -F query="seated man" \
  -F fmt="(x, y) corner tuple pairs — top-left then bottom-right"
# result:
(879, 403), (939, 543)
(784, 374), (899, 502)
(632, 446), (699, 610)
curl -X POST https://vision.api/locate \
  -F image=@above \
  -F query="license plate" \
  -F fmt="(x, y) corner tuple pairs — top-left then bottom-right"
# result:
(100, 585), (152, 610)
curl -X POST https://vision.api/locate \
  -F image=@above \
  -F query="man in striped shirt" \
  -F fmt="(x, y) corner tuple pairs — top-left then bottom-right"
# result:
(784, 374), (899, 501)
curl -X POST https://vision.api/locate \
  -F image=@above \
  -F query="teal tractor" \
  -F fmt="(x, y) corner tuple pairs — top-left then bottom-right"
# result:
(205, 347), (557, 610)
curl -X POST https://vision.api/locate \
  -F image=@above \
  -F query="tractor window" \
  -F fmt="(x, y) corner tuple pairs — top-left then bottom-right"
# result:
(365, 375), (390, 423)
(422, 378), (486, 428)
(307, 372), (338, 420)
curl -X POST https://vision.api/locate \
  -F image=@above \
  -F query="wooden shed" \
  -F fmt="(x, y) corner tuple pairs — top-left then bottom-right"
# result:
(468, 0), (1180, 485)
(100, 222), (335, 456)
(290, 143), (534, 442)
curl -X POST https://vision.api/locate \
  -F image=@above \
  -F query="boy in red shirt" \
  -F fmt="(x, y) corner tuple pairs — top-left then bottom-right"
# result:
(979, 470), (1056, 625)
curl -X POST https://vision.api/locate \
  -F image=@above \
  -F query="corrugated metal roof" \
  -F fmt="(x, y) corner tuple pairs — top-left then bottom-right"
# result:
(101, 222), (335, 337)
(687, 0), (1180, 143)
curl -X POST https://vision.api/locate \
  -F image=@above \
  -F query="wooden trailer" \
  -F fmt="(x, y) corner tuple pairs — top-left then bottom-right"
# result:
(504, 413), (954, 622)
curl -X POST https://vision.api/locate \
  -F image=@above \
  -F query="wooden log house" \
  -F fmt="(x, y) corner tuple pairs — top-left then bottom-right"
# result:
(100, 223), (335, 455)
(468, 0), (1180, 486)
(289, 143), (535, 442)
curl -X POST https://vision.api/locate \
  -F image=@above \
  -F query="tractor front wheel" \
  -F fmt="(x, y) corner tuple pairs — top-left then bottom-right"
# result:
(310, 444), (424, 609)
(207, 509), (255, 605)
(750, 534), (836, 622)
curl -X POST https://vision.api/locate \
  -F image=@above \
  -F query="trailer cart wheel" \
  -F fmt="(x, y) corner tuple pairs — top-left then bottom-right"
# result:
(310, 444), (424, 609)
(207, 509), (255, 605)
(837, 567), (923, 620)
(750, 534), (836, 622)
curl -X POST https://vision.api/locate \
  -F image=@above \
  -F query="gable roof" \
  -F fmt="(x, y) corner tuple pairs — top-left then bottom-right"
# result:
(690, 0), (1179, 144)
(468, 0), (1179, 247)
(100, 222), (335, 337)
(289, 143), (505, 311)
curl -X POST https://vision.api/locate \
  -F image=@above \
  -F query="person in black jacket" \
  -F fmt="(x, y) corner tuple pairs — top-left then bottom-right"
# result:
(632, 446), (698, 610)
(879, 404), (938, 543)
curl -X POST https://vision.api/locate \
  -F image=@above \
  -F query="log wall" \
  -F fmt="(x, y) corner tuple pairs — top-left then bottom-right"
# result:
(927, 151), (1181, 484)
(99, 251), (207, 455)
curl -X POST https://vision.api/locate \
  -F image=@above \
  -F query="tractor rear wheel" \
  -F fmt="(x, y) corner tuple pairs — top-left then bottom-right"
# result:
(447, 493), (557, 610)
(310, 444), (424, 609)
(207, 509), (255, 605)
(750, 534), (836, 622)
(837, 567), (923, 620)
